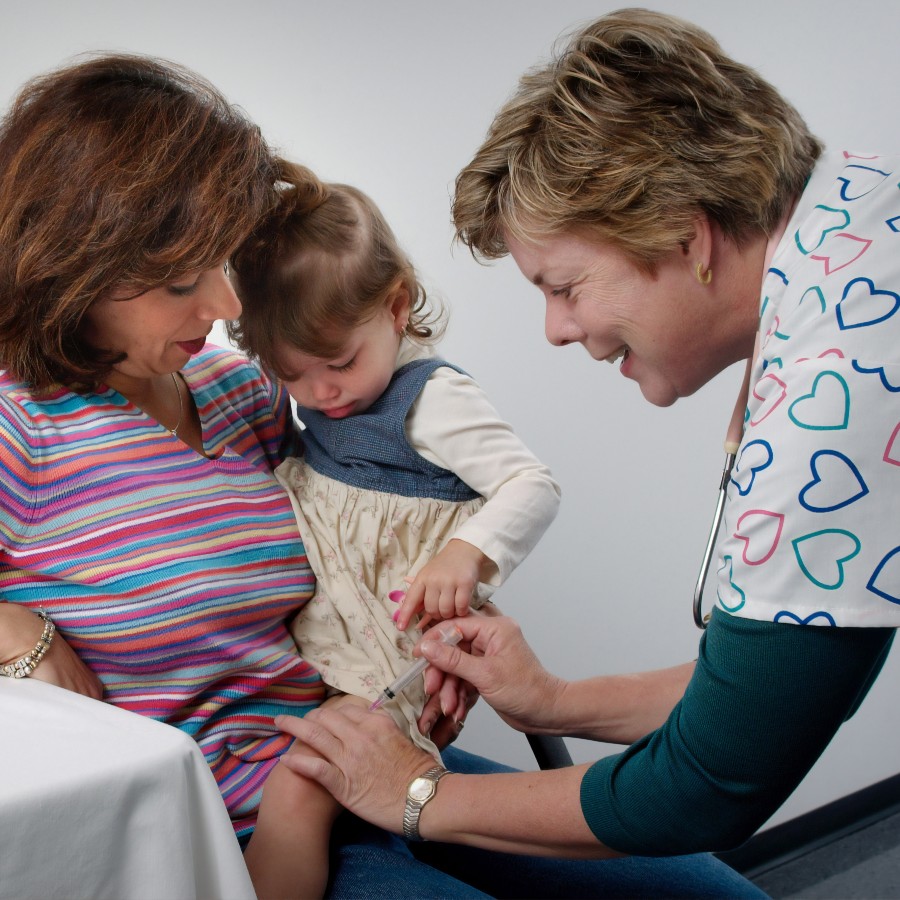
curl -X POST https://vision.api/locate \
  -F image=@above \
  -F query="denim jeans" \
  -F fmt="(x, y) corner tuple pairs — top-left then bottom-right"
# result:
(325, 747), (767, 899)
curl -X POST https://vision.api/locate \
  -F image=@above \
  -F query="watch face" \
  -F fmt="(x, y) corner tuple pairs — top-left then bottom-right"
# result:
(409, 777), (435, 802)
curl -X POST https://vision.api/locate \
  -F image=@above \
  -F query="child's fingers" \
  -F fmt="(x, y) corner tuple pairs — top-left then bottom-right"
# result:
(415, 613), (435, 633)
(435, 585), (472, 620)
(395, 582), (425, 630)
(438, 587), (458, 620)
(455, 585), (472, 618)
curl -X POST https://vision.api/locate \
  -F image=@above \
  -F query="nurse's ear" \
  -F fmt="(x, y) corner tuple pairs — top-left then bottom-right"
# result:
(680, 213), (714, 285)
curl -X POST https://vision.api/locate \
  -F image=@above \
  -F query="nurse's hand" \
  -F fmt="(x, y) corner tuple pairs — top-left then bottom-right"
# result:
(416, 613), (567, 736)
(276, 705), (434, 835)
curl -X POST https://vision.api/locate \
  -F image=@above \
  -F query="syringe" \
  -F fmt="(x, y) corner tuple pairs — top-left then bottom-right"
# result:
(369, 624), (464, 711)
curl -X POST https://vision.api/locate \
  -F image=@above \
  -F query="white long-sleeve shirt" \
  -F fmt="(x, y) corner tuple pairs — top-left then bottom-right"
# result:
(399, 339), (561, 585)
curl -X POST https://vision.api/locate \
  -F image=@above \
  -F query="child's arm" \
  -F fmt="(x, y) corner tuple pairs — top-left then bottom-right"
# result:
(396, 366), (560, 630)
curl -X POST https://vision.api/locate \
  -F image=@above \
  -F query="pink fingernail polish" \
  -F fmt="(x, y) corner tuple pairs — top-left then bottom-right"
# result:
(389, 590), (405, 603)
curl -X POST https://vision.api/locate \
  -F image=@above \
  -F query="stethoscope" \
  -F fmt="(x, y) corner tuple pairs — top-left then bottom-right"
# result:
(692, 356), (754, 629)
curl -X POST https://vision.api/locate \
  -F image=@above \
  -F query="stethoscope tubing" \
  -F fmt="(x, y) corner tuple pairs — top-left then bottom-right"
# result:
(692, 355), (754, 630)
(692, 450), (736, 629)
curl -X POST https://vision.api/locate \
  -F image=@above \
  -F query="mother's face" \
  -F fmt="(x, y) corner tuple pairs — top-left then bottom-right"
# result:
(81, 262), (240, 386)
(505, 230), (737, 408)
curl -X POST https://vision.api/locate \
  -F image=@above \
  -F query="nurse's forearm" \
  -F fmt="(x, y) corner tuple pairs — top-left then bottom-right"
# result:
(544, 661), (696, 745)
(420, 764), (622, 857)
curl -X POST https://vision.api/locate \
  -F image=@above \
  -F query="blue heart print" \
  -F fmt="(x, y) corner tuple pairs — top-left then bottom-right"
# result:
(837, 277), (900, 329)
(732, 439), (773, 495)
(867, 547), (900, 604)
(837, 165), (892, 201)
(798, 449), (869, 512)
(791, 528), (861, 589)
(774, 610), (837, 626)
(851, 360), (900, 392)
(716, 555), (746, 613)
(788, 372), (850, 431)
(887, 215), (900, 233)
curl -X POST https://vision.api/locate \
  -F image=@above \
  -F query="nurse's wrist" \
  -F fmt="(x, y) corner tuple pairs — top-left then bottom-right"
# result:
(522, 673), (576, 736)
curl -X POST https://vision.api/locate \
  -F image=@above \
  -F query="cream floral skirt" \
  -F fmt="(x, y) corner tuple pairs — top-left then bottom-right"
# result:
(276, 457), (486, 757)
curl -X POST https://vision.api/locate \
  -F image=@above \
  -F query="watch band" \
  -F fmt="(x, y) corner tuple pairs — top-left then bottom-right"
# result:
(402, 764), (449, 841)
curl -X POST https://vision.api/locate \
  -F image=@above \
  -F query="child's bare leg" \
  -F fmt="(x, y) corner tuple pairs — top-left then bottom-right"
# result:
(244, 695), (365, 900)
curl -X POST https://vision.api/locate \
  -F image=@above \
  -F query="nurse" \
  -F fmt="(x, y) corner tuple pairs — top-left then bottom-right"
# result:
(276, 6), (899, 868)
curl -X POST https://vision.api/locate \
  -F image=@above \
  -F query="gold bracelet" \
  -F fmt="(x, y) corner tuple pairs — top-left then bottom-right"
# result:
(0, 609), (55, 678)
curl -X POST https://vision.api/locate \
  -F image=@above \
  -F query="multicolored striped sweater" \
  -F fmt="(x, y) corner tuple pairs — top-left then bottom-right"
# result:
(0, 345), (323, 836)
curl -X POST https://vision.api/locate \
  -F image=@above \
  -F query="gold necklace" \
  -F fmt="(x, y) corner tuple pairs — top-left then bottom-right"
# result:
(168, 372), (184, 436)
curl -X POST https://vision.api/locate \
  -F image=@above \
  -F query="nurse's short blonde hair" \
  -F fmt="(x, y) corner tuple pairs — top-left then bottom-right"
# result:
(453, 8), (822, 268)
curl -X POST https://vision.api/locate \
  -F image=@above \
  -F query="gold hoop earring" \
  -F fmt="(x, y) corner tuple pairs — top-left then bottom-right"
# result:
(696, 263), (712, 285)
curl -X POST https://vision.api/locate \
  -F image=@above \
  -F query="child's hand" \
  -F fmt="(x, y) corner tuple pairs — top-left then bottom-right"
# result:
(395, 539), (490, 631)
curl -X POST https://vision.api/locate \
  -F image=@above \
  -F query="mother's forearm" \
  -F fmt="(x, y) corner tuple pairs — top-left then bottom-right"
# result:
(421, 765), (623, 858)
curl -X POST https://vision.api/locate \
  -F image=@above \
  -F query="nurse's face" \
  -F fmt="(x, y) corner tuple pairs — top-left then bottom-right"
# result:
(505, 231), (738, 407)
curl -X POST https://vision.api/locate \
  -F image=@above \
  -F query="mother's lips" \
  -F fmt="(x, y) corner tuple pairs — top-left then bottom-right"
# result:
(176, 337), (206, 355)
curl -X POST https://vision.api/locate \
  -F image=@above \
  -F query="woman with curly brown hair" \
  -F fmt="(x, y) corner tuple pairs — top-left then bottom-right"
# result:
(0, 52), (339, 896)
(277, 4), (898, 876)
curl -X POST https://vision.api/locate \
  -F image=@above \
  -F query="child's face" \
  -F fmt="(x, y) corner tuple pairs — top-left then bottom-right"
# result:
(277, 299), (406, 418)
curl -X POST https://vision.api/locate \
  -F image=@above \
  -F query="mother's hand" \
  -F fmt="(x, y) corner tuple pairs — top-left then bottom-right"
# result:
(276, 705), (436, 834)
(0, 604), (103, 700)
(33, 634), (104, 700)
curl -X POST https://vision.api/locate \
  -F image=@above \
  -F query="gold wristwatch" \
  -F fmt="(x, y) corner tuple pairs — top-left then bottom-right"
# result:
(402, 765), (449, 841)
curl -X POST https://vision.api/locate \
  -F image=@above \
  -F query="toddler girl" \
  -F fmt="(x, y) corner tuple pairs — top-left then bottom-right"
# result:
(228, 162), (560, 897)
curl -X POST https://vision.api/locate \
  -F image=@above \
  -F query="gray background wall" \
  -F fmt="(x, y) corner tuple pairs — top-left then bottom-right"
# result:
(4, 0), (899, 832)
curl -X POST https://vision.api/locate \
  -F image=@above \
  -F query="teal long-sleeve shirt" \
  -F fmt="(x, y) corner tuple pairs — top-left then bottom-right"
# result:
(581, 609), (895, 855)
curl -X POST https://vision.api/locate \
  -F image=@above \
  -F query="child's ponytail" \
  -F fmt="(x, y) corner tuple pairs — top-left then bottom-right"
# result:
(274, 158), (330, 226)
(231, 158), (327, 281)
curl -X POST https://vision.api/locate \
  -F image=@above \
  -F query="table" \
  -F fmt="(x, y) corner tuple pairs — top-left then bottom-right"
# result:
(0, 677), (256, 900)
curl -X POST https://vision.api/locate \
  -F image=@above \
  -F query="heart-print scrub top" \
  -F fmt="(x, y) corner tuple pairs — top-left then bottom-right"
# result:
(717, 150), (900, 628)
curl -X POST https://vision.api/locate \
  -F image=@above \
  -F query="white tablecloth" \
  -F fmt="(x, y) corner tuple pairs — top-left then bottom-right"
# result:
(0, 677), (256, 900)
